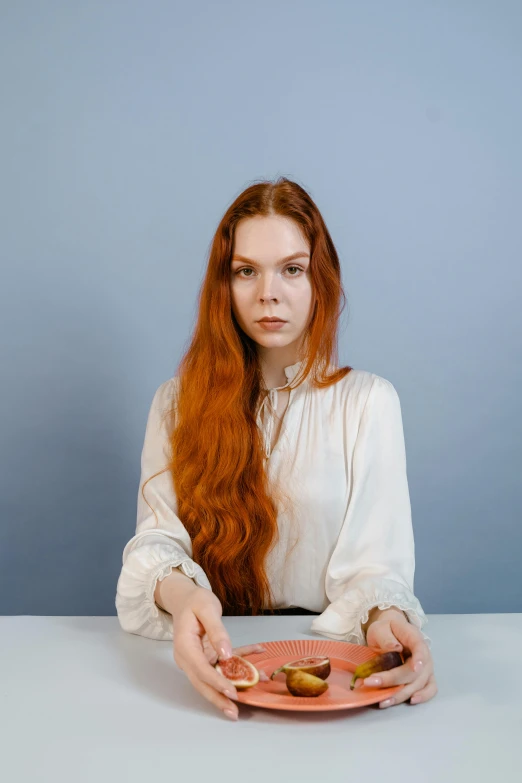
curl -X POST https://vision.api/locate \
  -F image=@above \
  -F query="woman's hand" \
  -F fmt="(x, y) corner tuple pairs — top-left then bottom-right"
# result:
(172, 587), (268, 721)
(356, 608), (438, 708)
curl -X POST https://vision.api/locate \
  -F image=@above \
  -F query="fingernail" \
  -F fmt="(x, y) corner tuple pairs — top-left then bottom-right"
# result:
(414, 660), (424, 673)
(380, 698), (394, 709)
(219, 646), (232, 660)
(224, 689), (238, 700)
(365, 676), (382, 686)
(410, 696), (420, 704)
(224, 709), (238, 721)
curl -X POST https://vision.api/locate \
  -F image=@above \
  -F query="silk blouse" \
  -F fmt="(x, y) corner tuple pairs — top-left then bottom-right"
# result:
(115, 360), (431, 647)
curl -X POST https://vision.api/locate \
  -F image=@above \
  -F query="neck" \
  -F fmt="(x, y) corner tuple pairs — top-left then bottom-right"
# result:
(257, 351), (303, 391)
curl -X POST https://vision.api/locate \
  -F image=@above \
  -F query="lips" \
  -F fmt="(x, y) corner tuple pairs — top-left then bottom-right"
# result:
(258, 318), (286, 323)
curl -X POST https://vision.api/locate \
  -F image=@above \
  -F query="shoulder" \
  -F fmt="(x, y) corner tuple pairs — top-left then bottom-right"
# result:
(154, 370), (401, 415)
(337, 367), (399, 400)
(147, 376), (179, 422)
(335, 368), (402, 419)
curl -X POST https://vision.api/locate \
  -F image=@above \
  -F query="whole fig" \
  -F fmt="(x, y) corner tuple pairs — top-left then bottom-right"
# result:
(350, 651), (404, 690)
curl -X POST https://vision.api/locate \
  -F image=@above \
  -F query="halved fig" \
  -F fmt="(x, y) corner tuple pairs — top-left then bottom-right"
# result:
(214, 654), (260, 690)
(270, 655), (331, 681)
(286, 669), (329, 697)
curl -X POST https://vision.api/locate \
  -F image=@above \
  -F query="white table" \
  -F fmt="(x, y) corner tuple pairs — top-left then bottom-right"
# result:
(1, 614), (521, 782)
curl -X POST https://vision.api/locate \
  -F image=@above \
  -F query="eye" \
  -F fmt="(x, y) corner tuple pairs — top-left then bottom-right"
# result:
(234, 266), (304, 278)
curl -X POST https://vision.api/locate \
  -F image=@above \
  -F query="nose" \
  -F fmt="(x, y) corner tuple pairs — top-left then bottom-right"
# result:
(259, 273), (280, 302)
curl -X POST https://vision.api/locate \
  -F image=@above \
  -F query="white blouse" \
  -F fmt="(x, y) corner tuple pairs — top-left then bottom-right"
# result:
(115, 360), (431, 648)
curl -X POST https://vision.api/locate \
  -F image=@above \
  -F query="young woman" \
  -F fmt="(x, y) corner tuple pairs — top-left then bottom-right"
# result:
(116, 178), (437, 721)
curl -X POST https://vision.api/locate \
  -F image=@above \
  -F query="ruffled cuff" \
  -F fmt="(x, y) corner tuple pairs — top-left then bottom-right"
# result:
(115, 541), (212, 640)
(310, 578), (431, 648)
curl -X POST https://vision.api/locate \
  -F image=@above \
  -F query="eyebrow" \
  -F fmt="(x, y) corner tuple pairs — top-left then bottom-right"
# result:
(231, 251), (309, 266)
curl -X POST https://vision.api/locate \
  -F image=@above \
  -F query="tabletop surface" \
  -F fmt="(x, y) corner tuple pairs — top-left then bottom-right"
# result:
(1, 613), (521, 783)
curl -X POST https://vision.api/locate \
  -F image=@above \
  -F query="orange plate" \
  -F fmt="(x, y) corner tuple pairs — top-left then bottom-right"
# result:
(235, 639), (403, 712)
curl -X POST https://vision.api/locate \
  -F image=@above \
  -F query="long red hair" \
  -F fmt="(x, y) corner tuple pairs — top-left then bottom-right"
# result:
(144, 177), (352, 615)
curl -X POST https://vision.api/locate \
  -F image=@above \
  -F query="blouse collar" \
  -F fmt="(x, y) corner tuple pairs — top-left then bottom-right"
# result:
(257, 359), (307, 459)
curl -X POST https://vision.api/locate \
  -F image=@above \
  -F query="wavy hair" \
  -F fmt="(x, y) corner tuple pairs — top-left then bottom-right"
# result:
(144, 177), (352, 615)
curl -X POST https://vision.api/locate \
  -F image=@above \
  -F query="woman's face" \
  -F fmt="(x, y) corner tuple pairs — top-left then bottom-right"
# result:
(230, 215), (315, 354)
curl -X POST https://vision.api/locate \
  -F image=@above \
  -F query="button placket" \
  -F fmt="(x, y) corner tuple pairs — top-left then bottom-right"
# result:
(257, 360), (303, 459)
(266, 388), (278, 458)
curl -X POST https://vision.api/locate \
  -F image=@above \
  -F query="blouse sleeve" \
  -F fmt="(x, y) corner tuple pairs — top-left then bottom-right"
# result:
(115, 378), (212, 640)
(310, 376), (431, 648)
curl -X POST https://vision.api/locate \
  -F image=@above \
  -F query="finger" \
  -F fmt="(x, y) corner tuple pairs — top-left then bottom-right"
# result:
(389, 616), (430, 673)
(363, 660), (415, 688)
(202, 636), (268, 679)
(203, 639), (267, 664)
(379, 671), (432, 708)
(202, 636), (219, 664)
(409, 674), (438, 705)
(190, 657), (240, 701)
(186, 671), (239, 720)
(366, 620), (403, 653)
(192, 604), (234, 660)
(202, 641), (217, 657)
(176, 635), (240, 698)
(363, 656), (431, 688)
(200, 653), (242, 697)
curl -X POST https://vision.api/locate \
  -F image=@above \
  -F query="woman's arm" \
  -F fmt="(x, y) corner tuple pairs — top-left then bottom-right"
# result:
(154, 567), (200, 616)
(361, 606), (408, 637)
(116, 378), (212, 640)
(311, 376), (430, 647)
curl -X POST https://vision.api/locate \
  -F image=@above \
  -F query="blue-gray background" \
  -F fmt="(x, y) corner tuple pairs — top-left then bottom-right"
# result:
(1, 1), (521, 615)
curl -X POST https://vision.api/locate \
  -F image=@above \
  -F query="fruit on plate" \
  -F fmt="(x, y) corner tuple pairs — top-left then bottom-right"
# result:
(285, 669), (329, 697)
(214, 654), (260, 690)
(350, 651), (404, 690)
(270, 655), (331, 681)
